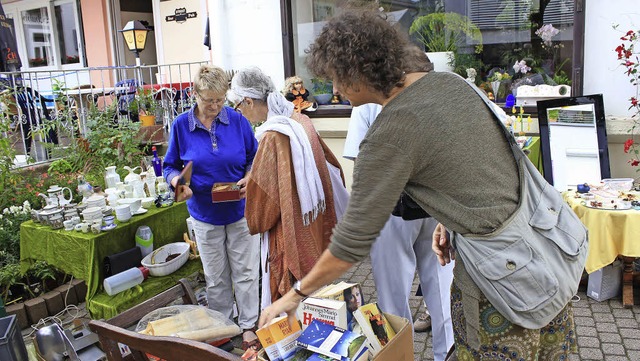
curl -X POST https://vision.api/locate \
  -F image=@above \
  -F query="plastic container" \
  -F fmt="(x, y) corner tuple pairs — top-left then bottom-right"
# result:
(103, 266), (149, 296)
(135, 226), (154, 258)
(0, 315), (29, 361)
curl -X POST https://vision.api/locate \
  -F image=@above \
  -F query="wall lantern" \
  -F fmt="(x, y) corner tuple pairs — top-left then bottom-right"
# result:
(119, 20), (149, 66)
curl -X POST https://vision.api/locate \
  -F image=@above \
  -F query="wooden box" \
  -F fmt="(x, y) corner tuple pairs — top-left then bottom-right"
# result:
(211, 182), (241, 203)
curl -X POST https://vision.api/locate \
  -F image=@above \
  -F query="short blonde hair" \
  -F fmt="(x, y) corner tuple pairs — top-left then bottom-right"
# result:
(193, 65), (228, 94)
(282, 75), (304, 94)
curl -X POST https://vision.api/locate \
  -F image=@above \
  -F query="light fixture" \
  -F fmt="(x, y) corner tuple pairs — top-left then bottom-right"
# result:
(119, 20), (149, 66)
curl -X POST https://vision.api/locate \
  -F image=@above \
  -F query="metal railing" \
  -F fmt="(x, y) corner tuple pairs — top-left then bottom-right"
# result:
(0, 61), (208, 166)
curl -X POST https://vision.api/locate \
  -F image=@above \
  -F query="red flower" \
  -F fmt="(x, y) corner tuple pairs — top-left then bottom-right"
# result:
(632, 97), (639, 107)
(624, 139), (634, 153)
(631, 159), (640, 167)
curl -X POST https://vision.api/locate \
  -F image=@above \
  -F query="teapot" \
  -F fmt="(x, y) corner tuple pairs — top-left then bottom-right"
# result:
(46, 185), (73, 206)
(123, 166), (141, 184)
(37, 193), (59, 208)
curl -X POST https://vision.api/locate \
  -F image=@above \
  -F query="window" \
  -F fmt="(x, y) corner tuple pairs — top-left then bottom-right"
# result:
(15, 0), (84, 69)
(282, 0), (581, 116)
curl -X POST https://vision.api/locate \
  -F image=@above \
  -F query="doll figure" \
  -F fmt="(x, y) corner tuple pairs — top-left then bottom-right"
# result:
(283, 76), (313, 112)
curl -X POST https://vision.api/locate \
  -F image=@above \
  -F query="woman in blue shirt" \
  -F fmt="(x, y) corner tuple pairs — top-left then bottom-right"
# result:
(163, 64), (260, 349)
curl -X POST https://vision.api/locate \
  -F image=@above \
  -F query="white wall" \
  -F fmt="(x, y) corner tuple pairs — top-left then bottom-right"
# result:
(583, 0), (640, 179)
(208, 0), (285, 90)
(156, 0), (209, 81)
(583, 1), (637, 117)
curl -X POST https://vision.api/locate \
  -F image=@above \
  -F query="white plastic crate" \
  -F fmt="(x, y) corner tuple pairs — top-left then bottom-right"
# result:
(587, 260), (623, 302)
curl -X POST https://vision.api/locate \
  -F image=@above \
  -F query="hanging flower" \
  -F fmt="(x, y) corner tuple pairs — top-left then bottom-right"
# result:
(624, 139), (634, 153)
(512, 60), (531, 75)
(615, 26), (640, 172)
(536, 24), (560, 46)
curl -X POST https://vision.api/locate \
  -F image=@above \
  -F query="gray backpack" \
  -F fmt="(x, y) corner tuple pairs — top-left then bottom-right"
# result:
(451, 77), (588, 329)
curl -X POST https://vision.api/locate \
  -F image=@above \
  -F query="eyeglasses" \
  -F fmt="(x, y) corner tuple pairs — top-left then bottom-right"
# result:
(233, 98), (246, 112)
(196, 93), (225, 106)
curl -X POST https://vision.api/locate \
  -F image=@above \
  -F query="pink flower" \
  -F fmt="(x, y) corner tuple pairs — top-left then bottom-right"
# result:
(513, 60), (531, 75)
(536, 24), (560, 46)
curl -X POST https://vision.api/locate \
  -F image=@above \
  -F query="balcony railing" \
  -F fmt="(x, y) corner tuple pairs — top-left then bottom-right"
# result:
(0, 61), (208, 166)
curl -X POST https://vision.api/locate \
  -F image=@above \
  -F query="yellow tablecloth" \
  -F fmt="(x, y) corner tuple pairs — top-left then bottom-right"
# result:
(20, 202), (198, 318)
(563, 191), (640, 273)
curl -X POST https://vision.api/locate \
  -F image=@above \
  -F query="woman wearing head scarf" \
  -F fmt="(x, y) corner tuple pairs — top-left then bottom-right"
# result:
(163, 64), (260, 349)
(229, 66), (348, 308)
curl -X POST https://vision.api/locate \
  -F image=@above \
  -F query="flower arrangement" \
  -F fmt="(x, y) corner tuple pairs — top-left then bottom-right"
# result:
(28, 57), (47, 67)
(615, 28), (640, 169)
(488, 70), (511, 82)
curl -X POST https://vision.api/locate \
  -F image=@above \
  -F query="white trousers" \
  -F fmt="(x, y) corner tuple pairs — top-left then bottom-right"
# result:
(192, 217), (260, 330)
(370, 216), (454, 361)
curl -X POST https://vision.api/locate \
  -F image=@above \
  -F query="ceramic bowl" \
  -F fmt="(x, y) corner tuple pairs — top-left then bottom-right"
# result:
(141, 197), (155, 209)
(141, 243), (191, 276)
(118, 198), (142, 213)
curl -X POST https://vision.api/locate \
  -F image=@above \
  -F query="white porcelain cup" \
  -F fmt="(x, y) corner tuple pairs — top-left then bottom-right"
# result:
(91, 223), (101, 234)
(78, 223), (89, 233)
(63, 220), (74, 231)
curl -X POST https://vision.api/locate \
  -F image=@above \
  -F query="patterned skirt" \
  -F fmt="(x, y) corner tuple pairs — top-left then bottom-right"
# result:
(451, 281), (577, 361)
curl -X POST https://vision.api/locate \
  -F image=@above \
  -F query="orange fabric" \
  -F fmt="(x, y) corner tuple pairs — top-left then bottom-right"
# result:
(245, 113), (344, 301)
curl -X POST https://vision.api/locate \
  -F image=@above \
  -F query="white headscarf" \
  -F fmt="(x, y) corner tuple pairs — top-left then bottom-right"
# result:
(231, 67), (325, 225)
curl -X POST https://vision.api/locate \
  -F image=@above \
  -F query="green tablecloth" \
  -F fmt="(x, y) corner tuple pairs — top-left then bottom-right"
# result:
(87, 258), (202, 319)
(20, 202), (193, 317)
(524, 136), (543, 175)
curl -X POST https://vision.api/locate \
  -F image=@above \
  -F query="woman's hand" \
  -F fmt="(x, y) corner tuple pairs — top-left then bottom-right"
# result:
(432, 222), (454, 266)
(170, 175), (193, 202)
(259, 290), (304, 328)
(237, 177), (248, 199)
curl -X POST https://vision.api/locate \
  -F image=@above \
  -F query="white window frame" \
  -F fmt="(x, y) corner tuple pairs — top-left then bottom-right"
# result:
(3, 0), (85, 71)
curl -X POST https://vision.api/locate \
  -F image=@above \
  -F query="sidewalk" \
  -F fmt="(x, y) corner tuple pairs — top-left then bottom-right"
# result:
(338, 257), (640, 361)
(20, 256), (640, 361)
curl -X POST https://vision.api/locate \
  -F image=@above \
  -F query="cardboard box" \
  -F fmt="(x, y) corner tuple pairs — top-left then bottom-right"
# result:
(587, 260), (623, 302)
(211, 182), (241, 203)
(257, 313), (411, 361)
(372, 313), (412, 361)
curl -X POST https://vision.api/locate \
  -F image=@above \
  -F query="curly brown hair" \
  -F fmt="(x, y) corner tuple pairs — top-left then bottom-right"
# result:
(305, 10), (410, 97)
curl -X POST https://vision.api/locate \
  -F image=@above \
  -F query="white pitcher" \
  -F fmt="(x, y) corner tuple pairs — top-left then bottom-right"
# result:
(123, 166), (141, 184)
(104, 166), (121, 189)
(47, 185), (73, 206)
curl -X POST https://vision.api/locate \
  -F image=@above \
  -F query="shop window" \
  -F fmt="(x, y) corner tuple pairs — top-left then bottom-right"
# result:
(282, 0), (582, 117)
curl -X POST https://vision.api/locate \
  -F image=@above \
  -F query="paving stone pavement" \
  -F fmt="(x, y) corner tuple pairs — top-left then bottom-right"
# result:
(19, 258), (640, 361)
(338, 257), (640, 361)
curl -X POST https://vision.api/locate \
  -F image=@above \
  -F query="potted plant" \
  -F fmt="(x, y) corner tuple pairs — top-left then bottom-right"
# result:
(409, 12), (482, 72)
(129, 88), (159, 126)
(310, 78), (333, 105)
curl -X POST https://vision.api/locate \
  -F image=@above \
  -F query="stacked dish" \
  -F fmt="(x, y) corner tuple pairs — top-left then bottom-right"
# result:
(114, 204), (132, 223)
(81, 206), (103, 222)
(86, 195), (107, 209)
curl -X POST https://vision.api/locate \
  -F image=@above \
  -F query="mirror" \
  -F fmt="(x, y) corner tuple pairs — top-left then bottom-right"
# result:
(537, 94), (610, 191)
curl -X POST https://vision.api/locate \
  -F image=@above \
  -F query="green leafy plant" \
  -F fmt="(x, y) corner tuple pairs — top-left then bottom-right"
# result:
(128, 88), (159, 116)
(310, 78), (333, 95)
(409, 12), (483, 54)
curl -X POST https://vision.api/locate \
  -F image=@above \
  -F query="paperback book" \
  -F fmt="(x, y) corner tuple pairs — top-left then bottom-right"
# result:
(352, 303), (396, 355)
(296, 319), (368, 361)
(256, 315), (302, 361)
(312, 282), (363, 331)
(296, 297), (348, 330)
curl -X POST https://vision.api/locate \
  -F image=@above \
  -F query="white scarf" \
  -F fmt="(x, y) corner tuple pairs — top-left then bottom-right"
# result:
(254, 100), (325, 225)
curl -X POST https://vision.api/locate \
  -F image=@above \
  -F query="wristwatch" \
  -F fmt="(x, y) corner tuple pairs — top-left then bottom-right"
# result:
(293, 280), (308, 298)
